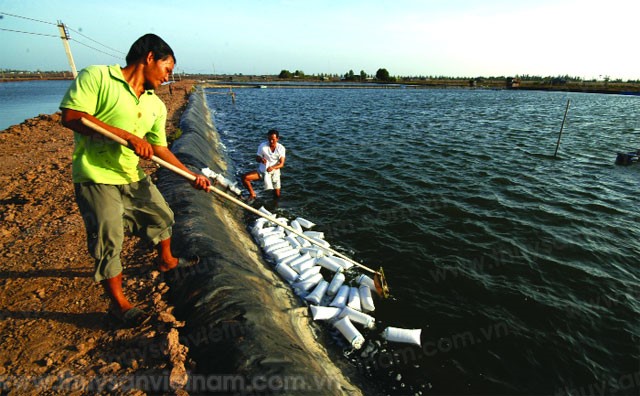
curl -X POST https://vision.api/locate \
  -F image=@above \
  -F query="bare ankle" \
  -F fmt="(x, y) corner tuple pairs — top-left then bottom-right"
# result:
(157, 256), (178, 272)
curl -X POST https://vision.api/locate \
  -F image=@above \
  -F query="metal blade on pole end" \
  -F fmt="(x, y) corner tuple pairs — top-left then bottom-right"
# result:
(374, 267), (390, 298)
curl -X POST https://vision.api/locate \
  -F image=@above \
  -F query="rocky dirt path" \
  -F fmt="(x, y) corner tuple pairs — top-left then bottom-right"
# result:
(0, 80), (197, 395)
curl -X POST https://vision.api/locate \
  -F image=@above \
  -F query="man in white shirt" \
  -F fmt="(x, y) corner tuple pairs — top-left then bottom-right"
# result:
(242, 129), (286, 200)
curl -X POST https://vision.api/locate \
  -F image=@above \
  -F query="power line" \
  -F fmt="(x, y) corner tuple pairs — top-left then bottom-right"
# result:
(72, 39), (122, 60)
(0, 27), (57, 37)
(1, 11), (124, 59)
(0, 11), (56, 25)
(67, 26), (125, 56)
(0, 11), (58, 37)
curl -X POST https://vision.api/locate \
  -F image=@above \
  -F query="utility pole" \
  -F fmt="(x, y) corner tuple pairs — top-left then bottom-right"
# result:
(57, 21), (77, 78)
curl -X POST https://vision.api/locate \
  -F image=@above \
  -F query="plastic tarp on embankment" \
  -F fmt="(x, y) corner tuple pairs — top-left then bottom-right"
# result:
(155, 87), (365, 395)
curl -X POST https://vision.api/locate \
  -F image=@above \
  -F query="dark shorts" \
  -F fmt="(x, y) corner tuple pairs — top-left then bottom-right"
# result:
(74, 177), (174, 281)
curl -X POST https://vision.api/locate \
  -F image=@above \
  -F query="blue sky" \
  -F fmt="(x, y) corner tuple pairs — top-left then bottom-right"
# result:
(1, 0), (639, 80)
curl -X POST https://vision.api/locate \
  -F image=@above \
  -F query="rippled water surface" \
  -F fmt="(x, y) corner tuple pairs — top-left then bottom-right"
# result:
(0, 80), (72, 130)
(206, 87), (640, 395)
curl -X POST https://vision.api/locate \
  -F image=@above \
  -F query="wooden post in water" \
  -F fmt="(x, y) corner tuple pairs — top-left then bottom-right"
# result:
(554, 99), (571, 157)
(229, 87), (236, 104)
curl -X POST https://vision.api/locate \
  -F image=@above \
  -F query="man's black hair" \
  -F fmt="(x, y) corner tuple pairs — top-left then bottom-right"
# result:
(267, 129), (279, 138)
(126, 34), (176, 65)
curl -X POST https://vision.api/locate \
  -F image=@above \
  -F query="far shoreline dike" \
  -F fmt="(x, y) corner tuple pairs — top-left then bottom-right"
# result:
(3, 74), (640, 95)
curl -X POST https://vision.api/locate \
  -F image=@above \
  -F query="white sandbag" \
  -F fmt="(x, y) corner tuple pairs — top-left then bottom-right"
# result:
(271, 221), (286, 230)
(347, 287), (361, 311)
(285, 235), (301, 249)
(201, 168), (242, 196)
(251, 224), (263, 237)
(296, 236), (312, 247)
(339, 306), (375, 329)
(259, 229), (281, 241)
(275, 262), (298, 283)
(310, 236), (330, 248)
(258, 206), (274, 218)
(331, 256), (354, 270)
(264, 241), (290, 254)
(303, 231), (325, 240)
(275, 217), (288, 226)
(295, 217), (316, 229)
(280, 254), (305, 272)
(229, 184), (242, 196)
(265, 244), (292, 256)
(381, 327), (422, 347)
(299, 246), (325, 258)
(287, 219), (303, 235)
(251, 218), (268, 235)
(265, 248), (291, 263)
(287, 252), (311, 267)
(316, 256), (343, 273)
(253, 217), (268, 229)
(270, 247), (300, 262)
(292, 272), (323, 292)
(326, 272), (346, 296)
(334, 316), (365, 350)
(305, 280), (329, 305)
(356, 274), (377, 290)
(258, 231), (283, 244)
(329, 285), (349, 308)
(359, 285), (375, 312)
(259, 231), (285, 244)
(216, 176), (241, 196)
(290, 256), (315, 273)
(277, 253), (302, 267)
(297, 265), (322, 281)
(309, 305), (340, 321)
(260, 234), (285, 248)
(256, 226), (279, 238)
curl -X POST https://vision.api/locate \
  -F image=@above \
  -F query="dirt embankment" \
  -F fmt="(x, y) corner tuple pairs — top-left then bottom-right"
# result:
(0, 80), (198, 395)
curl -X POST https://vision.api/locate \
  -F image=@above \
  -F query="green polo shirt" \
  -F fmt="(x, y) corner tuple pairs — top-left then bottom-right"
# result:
(60, 64), (168, 184)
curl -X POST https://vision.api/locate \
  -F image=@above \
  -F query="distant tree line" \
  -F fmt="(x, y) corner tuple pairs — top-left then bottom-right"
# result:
(278, 68), (640, 85)
(276, 69), (639, 84)
(278, 70), (306, 78)
(279, 68), (396, 82)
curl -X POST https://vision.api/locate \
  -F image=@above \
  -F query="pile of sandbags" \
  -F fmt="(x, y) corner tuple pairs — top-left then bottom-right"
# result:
(251, 207), (421, 349)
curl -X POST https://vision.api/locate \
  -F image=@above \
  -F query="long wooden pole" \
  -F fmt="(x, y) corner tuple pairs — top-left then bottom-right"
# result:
(554, 99), (570, 157)
(79, 117), (379, 275)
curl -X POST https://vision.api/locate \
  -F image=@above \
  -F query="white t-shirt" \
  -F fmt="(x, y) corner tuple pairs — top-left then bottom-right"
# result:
(257, 141), (286, 173)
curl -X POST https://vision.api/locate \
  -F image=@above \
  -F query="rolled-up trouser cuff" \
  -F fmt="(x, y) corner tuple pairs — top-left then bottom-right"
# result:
(74, 177), (175, 282)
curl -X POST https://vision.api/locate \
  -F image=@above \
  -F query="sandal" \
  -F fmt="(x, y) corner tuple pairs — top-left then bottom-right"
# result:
(108, 306), (151, 328)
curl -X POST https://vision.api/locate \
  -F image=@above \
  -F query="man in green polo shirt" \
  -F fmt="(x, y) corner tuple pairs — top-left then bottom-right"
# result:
(60, 34), (211, 327)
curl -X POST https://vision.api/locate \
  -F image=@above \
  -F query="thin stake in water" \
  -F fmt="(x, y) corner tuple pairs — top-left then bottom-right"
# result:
(554, 99), (571, 158)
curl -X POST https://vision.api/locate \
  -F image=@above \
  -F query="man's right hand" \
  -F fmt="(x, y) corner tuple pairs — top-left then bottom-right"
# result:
(61, 109), (151, 159)
(126, 135), (154, 160)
